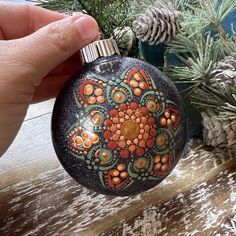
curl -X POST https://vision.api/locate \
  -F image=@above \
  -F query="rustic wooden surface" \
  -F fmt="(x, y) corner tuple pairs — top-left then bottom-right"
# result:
(0, 101), (236, 236)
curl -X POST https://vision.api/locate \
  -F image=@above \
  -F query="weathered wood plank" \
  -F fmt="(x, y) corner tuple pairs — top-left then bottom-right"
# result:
(0, 141), (235, 235)
(25, 99), (55, 121)
(0, 113), (59, 188)
(102, 169), (236, 236)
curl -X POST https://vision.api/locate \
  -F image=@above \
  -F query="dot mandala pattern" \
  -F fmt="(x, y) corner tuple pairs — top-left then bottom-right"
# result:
(66, 67), (183, 191)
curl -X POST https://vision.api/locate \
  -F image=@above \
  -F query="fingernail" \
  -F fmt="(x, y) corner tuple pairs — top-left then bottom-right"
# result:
(74, 16), (99, 41)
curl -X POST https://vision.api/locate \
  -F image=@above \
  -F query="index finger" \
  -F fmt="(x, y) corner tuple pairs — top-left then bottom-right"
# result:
(0, 3), (65, 40)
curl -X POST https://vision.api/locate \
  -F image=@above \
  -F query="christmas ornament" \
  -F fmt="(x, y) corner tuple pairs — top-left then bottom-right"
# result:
(132, 2), (181, 45)
(52, 39), (187, 196)
(201, 109), (236, 148)
(210, 53), (236, 90)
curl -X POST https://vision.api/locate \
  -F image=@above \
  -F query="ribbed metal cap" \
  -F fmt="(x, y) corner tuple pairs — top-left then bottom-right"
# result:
(80, 39), (120, 64)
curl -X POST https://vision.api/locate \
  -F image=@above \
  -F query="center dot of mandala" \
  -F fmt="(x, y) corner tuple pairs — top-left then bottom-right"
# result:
(103, 102), (157, 158)
(121, 120), (140, 140)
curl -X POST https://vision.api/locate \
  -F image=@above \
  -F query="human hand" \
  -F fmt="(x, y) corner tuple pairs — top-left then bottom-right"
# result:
(0, 3), (99, 156)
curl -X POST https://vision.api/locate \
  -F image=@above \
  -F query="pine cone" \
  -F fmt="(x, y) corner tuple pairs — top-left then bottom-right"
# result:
(210, 53), (236, 90)
(132, 2), (181, 45)
(201, 109), (236, 148)
(113, 26), (136, 56)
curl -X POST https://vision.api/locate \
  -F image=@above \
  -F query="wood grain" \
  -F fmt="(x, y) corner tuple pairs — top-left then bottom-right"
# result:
(0, 100), (59, 188)
(103, 169), (236, 236)
(0, 141), (235, 236)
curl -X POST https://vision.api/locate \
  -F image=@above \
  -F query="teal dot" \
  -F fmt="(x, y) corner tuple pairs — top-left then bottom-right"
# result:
(88, 166), (92, 170)
(145, 173), (149, 176)
(142, 177), (147, 181)
(94, 166), (98, 170)
(137, 176), (142, 180)
(109, 81), (114, 85)
(86, 160), (91, 164)
(116, 79), (121, 83)
(91, 162), (96, 165)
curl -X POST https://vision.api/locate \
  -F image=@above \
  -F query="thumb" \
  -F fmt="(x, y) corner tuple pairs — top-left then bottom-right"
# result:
(13, 14), (99, 86)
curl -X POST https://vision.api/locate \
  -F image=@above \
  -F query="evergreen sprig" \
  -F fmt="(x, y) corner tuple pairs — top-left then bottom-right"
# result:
(30, 0), (132, 39)
(166, 0), (236, 95)
(191, 85), (236, 121)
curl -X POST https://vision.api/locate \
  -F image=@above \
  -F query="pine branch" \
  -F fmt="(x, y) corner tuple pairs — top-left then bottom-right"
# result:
(30, 0), (132, 39)
(191, 85), (236, 121)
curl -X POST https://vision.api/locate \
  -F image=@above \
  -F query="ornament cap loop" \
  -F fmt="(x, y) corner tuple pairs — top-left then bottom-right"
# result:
(80, 39), (120, 64)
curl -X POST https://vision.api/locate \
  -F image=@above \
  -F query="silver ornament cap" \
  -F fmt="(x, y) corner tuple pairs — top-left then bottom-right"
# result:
(80, 39), (120, 64)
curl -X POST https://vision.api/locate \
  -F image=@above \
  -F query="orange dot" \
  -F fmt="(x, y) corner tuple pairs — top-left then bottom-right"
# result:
(112, 177), (121, 184)
(112, 134), (120, 141)
(133, 72), (142, 81)
(84, 84), (94, 95)
(135, 111), (141, 117)
(88, 96), (96, 104)
(145, 125), (150, 131)
(120, 118), (125, 123)
(134, 138), (139, 144)
(136, 118), (141, 123)
(154, 163), (162, 170)
(127, 140), (132, 145)
(129, 145), (136, 152)
(111, 125), (117, 132)
(140, 124), (144, 128)
(140, 129), (145, 134)
(127, 109), (133, 116)
(120, 135), (125, 141)
(130, 79), (139, 87)
(120, 172), (128, 179)
(102, 152), (109, 158)
(138, 134), (143, 139)
(134, 88), (142, 96)
(117, 163), (126, 171)
(81, 131), (89, 139)
(147, 102), (156, 110)
(143, 133), (149, 140)
(115, 93), (125, 102)
(83, 139), (92, 148)
(119, 111), (125, 117)
(139, 140), (145, 148)
(141, 117), (147, 124)
(171, 114), (177, 123)
(117, 130), (121, 135)
(97, 96), (105, 103)
(91, 134), (99, 144)
(113, 117), (120, 124)
(92, 115), (103, 125)
(117, 124), (121, 129)
(162, 154), (169, 163)
(157, 135), (166, 146)
(164, 110), (170, 118)
(139, 82), (147, 89)
(161, 164), (168, 172)
(118, 141), (126, 148)
(154, 155), (161, 163)
(112, 170), (119, 177)
(94, 88), (103, 96)
(74, 136), (83, 145)
(160, 117), (167, 126)
(167, 119), (172, 127)
(125, 115), (129, 119)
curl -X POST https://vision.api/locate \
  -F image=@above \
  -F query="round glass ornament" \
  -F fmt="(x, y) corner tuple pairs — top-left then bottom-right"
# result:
(52, 39), (187, 196)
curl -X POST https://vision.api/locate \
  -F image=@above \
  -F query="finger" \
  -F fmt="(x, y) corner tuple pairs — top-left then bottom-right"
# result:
(48, 53), (81, 76)
(0, 3), (66, 39)
(32, 74), (71, 103)
(7, 14), (99, 86)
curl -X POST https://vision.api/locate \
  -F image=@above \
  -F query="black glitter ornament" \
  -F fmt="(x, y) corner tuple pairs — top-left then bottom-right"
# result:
(52, 39), (187, 196)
